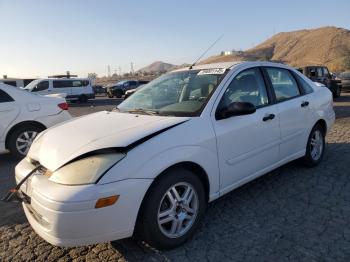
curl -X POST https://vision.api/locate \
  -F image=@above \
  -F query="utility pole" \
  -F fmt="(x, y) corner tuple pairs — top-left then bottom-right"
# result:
(107, 65), (111, 77)
(130, 62), (134, 75)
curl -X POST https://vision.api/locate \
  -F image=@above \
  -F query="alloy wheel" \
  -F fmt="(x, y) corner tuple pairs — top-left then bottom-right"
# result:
(157, 182), (199, 238)
(15, 131), (37, 155)
(310, 129), (323, 161)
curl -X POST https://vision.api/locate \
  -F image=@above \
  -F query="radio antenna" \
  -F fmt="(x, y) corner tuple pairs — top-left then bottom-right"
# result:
(189, 34), (224, 69)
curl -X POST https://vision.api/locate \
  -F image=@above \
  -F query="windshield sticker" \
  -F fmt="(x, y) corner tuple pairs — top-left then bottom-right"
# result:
(197, 68), (226, 75)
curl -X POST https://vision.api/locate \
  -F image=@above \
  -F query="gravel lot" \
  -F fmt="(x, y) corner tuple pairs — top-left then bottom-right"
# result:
(0, 94), (350, 262)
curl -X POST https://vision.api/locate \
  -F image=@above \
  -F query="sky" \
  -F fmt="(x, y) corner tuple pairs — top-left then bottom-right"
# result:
(0, 0), (349, 78)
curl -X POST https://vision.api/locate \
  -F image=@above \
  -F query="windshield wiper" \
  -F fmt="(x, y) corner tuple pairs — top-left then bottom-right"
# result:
(126, 108), (159, 116)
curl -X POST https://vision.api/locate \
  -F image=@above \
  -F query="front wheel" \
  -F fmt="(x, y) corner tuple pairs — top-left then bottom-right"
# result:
(302, 124), (325, 167)
(135, 168), (206, 249)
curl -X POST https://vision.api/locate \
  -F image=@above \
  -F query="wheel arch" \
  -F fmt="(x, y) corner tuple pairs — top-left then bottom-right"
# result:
(5, 121), (46, 149)
(314, 119), (327, 135)
(133, 161), (210, 236)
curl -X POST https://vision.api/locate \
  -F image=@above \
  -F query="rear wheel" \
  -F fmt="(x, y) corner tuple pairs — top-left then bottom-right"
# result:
(115, 90), (123, 98)
(8, 124), (45, 159)
(302, 124), (325, 167)
(333, 86), (341, 98)
(78, 95), (88, 103)
(136, 168), (206, 249)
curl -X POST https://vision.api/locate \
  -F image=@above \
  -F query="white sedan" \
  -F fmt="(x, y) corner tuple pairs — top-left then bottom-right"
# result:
(13, 62), (335, 249)
(0, 83), (72, 158)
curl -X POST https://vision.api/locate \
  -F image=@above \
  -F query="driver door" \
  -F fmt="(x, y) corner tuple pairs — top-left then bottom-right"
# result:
(212, 67), (280, 194)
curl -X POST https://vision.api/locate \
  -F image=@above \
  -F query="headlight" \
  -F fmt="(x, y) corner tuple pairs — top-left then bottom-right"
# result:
(48, 153), (125, 185)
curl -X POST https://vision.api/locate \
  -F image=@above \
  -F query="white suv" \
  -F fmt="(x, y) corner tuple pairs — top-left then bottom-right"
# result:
(0, 83), (72, 158)
(24, 78), (95, 103)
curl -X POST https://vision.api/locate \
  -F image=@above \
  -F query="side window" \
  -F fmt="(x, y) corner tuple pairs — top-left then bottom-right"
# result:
(317, 68), (323, 77)
(294, 74), (314, 94)
(81, 80), (89, 86)
(32, 81), (49, 92)
(72, 80), (82, 87)
(53, 80), (73, 88)
(323, 67), (329, 77)
(266, 68), (300, 102)
(309, 68), (316, 77)
(218, 68), (269, 109)
(0, 89), (14, 103)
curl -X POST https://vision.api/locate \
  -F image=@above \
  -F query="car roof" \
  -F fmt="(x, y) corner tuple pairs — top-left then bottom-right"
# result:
(172, 61), (289, 72)
(35, 78), (89, 81)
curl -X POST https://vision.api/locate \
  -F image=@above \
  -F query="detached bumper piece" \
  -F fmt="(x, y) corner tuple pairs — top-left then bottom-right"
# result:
(1, 189), (30, 203)
(1, 165), (40, 203)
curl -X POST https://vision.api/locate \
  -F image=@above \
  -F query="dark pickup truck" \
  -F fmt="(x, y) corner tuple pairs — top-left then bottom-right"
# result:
(297, 66), (342, 98)
(107, 80), (149, 98)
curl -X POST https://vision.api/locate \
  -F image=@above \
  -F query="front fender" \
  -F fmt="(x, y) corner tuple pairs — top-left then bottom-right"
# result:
(99, 145), (220, 201)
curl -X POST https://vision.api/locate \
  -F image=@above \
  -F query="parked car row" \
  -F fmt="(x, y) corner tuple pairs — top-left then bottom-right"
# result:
(24, 78), (95, 103)
(4, 61), (335, 250)
(106, 80), (149, 98)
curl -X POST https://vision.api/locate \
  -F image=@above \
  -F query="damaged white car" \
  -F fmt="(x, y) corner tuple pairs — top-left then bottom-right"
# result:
(9, 61), (335, 249)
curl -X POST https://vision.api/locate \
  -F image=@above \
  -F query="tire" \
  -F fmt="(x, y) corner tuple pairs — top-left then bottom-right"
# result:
(115, 90), (123, 98)
(302, 124), (325, 167)
(78, 95), (88, 103)
(333, 86), (341, 98)
(8, 124), (45, 159)
(135, 168), (206, 249)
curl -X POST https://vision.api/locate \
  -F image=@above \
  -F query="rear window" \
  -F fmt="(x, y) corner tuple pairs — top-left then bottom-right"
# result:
(0, 89), (14, 102)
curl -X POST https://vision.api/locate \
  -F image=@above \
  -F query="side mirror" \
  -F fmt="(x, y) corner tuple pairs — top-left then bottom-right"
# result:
(216, 102), (256, 120)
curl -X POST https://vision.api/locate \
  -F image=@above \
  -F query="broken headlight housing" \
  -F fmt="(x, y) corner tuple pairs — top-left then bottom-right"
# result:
(48, 153), (126, 185)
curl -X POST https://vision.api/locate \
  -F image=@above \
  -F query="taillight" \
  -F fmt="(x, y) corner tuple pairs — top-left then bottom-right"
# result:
(58, 102), (69, 110)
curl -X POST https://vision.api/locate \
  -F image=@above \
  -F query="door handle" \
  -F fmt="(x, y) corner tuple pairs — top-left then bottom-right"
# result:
(301, 101), (309, 107)
(263, 114), (275, 122)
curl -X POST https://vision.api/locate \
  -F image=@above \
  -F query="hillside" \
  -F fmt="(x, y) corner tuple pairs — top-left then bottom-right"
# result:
(138, 61), (177, 73)
(201, 27), (350, 71)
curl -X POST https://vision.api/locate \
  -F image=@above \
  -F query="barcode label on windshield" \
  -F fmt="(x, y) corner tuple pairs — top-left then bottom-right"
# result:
(198, 68), (226, 75)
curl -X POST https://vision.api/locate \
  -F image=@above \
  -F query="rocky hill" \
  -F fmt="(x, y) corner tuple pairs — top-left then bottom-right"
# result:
(138, 61), (177, 73)
(201, 27), (350, 71)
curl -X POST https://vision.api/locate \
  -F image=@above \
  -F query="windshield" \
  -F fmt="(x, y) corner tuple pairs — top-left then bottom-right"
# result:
(24, 79), (41, 90)
(117, 69), (228, 117)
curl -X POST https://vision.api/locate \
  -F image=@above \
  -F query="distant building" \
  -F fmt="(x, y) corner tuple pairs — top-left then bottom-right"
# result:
(221, 51), (233, 56)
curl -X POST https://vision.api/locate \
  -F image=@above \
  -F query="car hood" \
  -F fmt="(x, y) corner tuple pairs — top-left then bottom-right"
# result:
(28, 111), (189, 171)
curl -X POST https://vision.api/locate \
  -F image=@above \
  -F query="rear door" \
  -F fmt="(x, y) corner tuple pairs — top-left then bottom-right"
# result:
(0, 89), (19, 139)
(264, 67), (312, 160)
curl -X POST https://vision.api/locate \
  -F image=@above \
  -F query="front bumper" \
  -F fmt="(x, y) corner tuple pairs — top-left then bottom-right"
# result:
(15, 159), (152, 247)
